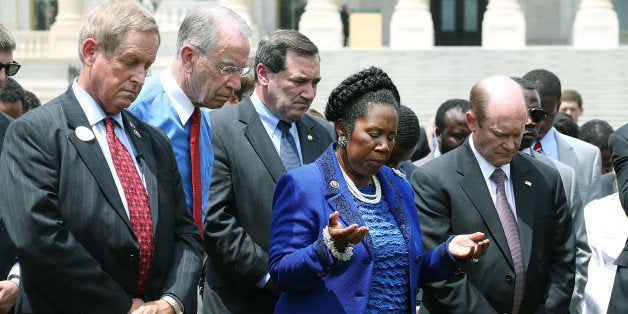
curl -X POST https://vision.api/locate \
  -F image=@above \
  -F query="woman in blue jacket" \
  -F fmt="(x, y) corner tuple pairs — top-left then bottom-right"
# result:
(269, 67), (489, 313)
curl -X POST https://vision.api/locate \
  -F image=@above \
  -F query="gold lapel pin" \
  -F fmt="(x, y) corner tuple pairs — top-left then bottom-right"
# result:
(307, 135), (313, 141)
(330, 181), (339, 189)
(134, 129), (141, 139)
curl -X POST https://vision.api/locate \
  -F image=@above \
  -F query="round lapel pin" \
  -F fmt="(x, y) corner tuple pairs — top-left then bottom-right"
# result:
(75, 126), (95, 142)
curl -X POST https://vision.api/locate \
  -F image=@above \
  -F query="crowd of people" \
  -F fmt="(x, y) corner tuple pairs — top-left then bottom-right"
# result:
(0, 1), (626, 314)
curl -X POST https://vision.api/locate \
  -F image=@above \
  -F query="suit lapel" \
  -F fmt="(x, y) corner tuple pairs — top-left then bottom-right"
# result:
(62, 90), (131, 230)
(122, 112), (159, 231)
(511, 154), (535, 270)
(296, 116), (325, 164)
(458, 142), (514, 267)
(379, 171), (411, 247)
(240, 100), (286, 183)
(555, 132), (577, 167)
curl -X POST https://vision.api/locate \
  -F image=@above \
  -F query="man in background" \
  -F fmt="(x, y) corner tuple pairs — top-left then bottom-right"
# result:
(560, 89), (584, 124)
(413, 98), (470, 167)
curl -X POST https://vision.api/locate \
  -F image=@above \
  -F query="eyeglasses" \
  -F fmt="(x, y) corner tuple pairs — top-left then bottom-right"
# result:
(528, 108), (549, 123)
(0, 61), (21, 76)
(218, 65), (251, 78)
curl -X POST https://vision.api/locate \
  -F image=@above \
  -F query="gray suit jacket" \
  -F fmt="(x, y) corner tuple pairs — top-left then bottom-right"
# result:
(203, 98), (334, 313)
(412, 141), (575, 313)
(555, 130), (602, 205)
(0, 88), (203, 313)
(531, 150), (590, 313)
(412, 149), (436, 168)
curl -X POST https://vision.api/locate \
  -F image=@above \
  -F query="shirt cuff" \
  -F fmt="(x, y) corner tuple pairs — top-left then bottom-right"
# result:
(8, 262), (20, 279)
(256, 273), (270, 289)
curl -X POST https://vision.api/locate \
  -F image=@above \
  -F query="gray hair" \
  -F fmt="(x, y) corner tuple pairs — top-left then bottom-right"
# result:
(176, 5), (251, 57)
(78, 0), (160, 62)
(0, 23), (16, 52)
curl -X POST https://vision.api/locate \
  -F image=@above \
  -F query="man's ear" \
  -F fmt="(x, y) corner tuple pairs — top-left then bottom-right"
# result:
(256, 63), (270, 87)
(180, 45), (195, 73)
(466, 111), (477, 132)
(82, 38), (99, 66)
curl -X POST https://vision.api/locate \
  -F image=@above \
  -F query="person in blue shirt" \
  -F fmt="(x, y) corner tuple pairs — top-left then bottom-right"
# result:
(129, 5), (251, 234)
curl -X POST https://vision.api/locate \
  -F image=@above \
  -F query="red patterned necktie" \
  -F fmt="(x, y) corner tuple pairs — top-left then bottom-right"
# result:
(105, 117), (153, 297)
(533, 141), (543, 153)
(190, 107), (203, 237)
(490, 168), (525, 314)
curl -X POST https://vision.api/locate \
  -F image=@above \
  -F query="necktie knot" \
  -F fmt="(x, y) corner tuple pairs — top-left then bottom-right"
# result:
(490, 168), (506, 184)
(105, 117), (116, 133)
(533, 141), (543, 153)
(277, 120), (292, 136)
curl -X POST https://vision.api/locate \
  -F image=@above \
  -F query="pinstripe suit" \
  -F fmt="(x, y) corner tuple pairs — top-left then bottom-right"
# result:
(203, 98), (334, 313)
(0, 88), (203, 313)
(0, 111), (16, 281)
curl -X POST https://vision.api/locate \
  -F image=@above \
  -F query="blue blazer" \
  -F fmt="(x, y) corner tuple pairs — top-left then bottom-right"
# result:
(269, 144), (461, 313)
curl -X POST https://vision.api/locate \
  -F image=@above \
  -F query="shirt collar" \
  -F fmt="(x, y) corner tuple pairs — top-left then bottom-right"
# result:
(250, 90), (294, 136)
(160, 65), (195, 125)
(469, 135), (512, 183)
(72, 79), (123, 127)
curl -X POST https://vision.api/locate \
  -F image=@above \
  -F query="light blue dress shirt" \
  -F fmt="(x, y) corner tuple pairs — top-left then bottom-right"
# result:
(128, 67), (213, 221)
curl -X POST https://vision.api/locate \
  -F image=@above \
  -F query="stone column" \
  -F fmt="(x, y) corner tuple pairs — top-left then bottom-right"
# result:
(48, 0), (83, 58)
(390, 0), (433, 49)
(482, 0), (525, 49)
(219, 0), (261, 49)
(572, 0), (619, 48)
(298, 0), (343, 49)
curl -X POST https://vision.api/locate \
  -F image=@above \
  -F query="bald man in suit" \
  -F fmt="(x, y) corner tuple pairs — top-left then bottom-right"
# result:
(412, 76), (574, 313)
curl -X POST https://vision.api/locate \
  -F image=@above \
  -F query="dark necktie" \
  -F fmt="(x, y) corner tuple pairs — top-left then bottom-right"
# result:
(533, 141), (543, 154)
(105, 117), (153, 297)
(490, 168), (525, 314)
(189, 107), (203, 236)
(277, 120), (301, 171)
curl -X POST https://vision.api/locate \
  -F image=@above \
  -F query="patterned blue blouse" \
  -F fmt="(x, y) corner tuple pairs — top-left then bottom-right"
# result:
(355, 184), (410, 313)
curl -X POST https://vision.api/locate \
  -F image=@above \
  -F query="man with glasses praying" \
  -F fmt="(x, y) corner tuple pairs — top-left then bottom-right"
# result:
(513, 76), (591, 313)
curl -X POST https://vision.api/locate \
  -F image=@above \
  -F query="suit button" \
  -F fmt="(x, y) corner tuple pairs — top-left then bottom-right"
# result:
(414, 256), (422, 263)
(129, 254), (137, 261)
(505, 274), (512, 283)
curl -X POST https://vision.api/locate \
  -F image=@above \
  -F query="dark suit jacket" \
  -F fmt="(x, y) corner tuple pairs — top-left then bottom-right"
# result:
(411, 140), (575, 313)
(607, 123), (628, 313)
(203, 98), (334, 313)
(0, 112), (16, 281)
(0, 88), (203, 313)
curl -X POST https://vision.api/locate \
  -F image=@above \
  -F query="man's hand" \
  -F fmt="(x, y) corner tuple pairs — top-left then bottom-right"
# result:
(0, 280), (19, 314)
(130, 300), (174, 314)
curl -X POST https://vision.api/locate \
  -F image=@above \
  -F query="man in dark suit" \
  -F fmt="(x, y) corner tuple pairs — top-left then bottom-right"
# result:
(0, 1), (202, 313)
(0, 22), (20, 313)
(203, 29), (334, 313)
(411, 75), (575, 313)
(607, 123), (628, 313)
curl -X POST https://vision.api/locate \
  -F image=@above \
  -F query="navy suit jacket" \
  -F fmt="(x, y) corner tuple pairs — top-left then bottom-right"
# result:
(0, 88), (203, 313)
(411, 140), (575, 313)
(269, 145), (461, 313)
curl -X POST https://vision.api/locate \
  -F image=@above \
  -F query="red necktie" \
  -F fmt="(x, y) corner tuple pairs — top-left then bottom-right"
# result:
(190, 107), (203, 237)
(105, 117), (153, 297)
(533, 141), (542, 153)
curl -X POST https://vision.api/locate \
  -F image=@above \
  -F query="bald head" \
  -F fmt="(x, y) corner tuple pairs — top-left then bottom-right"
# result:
(468, 76), (527, 166)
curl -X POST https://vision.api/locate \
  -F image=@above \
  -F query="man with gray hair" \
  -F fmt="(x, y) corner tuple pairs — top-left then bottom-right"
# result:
(0, 1), (202, 312)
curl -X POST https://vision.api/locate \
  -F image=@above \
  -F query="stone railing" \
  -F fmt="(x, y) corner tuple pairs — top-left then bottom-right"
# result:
(13, 31), (52, 60)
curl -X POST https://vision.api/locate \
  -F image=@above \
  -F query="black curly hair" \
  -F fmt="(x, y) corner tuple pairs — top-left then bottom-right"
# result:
(325, 66), (400, 136)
